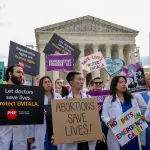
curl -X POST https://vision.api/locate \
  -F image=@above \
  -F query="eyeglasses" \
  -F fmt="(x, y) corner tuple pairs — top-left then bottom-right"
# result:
(94, 82), (103, 85)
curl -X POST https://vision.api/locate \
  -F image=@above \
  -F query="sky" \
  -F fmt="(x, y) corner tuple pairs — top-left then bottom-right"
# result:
(0, 0), (150, 66)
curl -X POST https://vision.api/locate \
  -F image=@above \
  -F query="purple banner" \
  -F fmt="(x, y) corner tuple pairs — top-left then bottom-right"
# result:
(122, 62), (147, 93)
(87, 90), (109, 107)
(46, 54), (74, 71)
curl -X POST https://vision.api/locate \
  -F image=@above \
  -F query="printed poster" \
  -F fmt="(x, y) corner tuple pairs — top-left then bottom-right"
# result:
(80, 52), (106, 73)
(122, 62), (147, 93)
(86, 90), (109, 107)
(108, 107), (148, 146)
(43, 33), (81, 63)
(105, 58), (125, 76)
(0, 84), (44, 125)
(8, 41), (40, 76)
(46, 54), (74, 71)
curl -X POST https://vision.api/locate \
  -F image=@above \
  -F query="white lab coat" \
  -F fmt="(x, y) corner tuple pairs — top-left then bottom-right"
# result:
(57, 91), (97, 150)
(31, 92), (62, 150)
(145, 100), (150, 122)
(134, 93), (148, 146)
(0, 125), (32, 150)
(101, 95), (142, 150)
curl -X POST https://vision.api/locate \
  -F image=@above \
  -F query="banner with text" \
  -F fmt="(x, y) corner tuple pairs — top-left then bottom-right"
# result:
(0, 84), (44, 125)
(0, 62), (4, 84)
(43, 33), (81, 63)
(51, 98), (102, 144)
(105, 58), (125, 76)
(86, 90), (109, 107)
(46, 54), (74, 71)
(8, 41), (40, 76)
(80, 52), (106, 73)
(108, 107), (148, 146)
(122, 62), (147, 93)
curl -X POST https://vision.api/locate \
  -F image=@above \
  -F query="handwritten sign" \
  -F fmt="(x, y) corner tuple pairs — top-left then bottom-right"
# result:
(86, 90), (109, 107)
(80, 52), (106, 73)
(122, 62), (147, 93)
(51, 98), (102, 144)
(43, 33), (81, 63)
(105, 58), (125, 76)
(46, 54), (74, 71)
(108, 107), (148, 146)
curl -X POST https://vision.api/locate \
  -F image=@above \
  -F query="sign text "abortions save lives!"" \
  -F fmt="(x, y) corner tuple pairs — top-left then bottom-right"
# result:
(51, 98), (102, 144)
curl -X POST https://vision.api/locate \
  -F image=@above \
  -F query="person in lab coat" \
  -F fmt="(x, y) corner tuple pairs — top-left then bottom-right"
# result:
(30, 76), (62, 150)
(0, 64), (34, 150)
(101, 75), (143, 150)
(51, 71), (105, 150)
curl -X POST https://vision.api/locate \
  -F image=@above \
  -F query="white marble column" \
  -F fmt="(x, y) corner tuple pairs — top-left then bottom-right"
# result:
(105, 44), (112, 80)
(130, 44), (136, 64)
(92, 44), (100, 78)
(118, 45), (124, 61)
(78, 44), (86, 87)
(105, 44), (112, 58)
(126, 49), (131, 65)
(39, 44), (46, 77)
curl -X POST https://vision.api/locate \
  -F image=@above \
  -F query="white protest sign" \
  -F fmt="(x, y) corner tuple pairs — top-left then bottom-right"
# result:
(108, 107), (148, 146)
(79, 52), (106, 73)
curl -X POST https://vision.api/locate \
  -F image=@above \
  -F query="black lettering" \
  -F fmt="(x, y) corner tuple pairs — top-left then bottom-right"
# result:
(82, 113), (87, 123)
(56, 103), (62, 112)
(68, 114), (73, 123)
(70, 102), (75, 111)
(83, 124), (89, 135)
(61, 103), (66, 112)
(78, 125), (84, 135)
(65, 126), (72, 136)
(90, 102), (95, 110)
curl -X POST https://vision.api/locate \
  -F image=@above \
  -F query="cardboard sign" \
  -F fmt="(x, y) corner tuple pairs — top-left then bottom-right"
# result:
(51, 98), (102, 144)
(80, 52), (106, 73)
(0, 84), (44, 125)
(86, 90), (109, 107)
(122, 62), (147, 93)
(43, 33), (81, 63)
(105, 58), (125, 76)
(108, 107), (148, 146)
(46, 54), (74, 71)
(0, 62), (4, 84)
(8, 41), (40, 76)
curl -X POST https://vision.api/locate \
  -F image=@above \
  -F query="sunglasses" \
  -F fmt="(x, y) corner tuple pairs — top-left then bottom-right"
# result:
(94, 82), (103, 85)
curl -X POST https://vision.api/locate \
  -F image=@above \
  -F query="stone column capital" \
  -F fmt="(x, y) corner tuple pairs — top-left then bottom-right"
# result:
(118, 44), (124, 49)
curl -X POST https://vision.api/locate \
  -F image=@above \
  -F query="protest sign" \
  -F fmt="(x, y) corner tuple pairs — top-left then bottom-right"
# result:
(0, 84), (44, 125)
(8, 41), (40, 76)
(51, 98), (102, 144)
(80, 52), (106, 73)
(105, 58), (125, 76)
(86, 90), (109, 107)
(43, 33), (81, 63)
(46, 54), (74, 71)
(0, 62), (4, 84)
(108, 107), (148, 146)
(122, 62), (147, 93)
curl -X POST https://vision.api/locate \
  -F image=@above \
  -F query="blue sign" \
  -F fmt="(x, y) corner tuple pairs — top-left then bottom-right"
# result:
(0, 62), (4, 84)
(105, 58), (125, 76)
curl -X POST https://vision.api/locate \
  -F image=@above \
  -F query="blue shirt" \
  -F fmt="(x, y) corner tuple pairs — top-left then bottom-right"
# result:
(121, 101), (132, 113)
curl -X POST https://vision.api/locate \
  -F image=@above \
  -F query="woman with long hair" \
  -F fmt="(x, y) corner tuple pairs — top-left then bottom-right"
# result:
(31, 76), (62, 150)
(102, 76), (143, 150)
